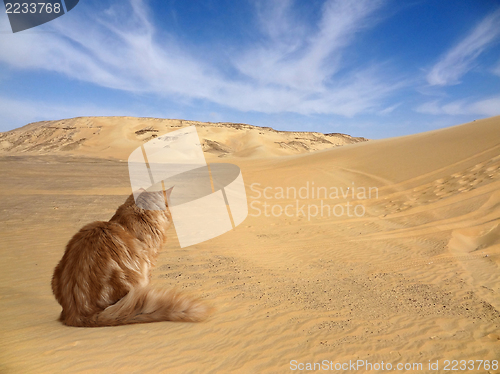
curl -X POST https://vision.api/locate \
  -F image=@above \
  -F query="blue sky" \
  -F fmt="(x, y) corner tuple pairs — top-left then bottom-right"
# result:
(1, 0), (500, 138)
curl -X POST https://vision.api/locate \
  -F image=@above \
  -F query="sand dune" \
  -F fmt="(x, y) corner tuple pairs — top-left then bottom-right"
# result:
(0, 116), (499, 373)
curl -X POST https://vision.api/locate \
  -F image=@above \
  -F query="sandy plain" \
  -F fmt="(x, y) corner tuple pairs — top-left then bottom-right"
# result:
(0, 116), (499, 373)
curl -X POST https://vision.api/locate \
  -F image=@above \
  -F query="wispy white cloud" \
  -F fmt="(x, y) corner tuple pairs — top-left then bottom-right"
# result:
(415, 96), (500, 117)
(236, 0), (385, 89)
(468, 96), (500, 117)
(379, 102), (401, 115)
(253, 0), (305, 45)
(0, 0), (401, 118)
(426, 8), (500, 86)
(493, 59), (500, 77)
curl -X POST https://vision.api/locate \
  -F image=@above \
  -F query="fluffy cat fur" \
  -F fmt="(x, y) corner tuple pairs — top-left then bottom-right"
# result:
(51, 189), (210, 327)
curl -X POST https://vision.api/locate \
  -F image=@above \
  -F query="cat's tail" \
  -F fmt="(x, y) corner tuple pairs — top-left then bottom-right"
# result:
(94, 287), (211, 326)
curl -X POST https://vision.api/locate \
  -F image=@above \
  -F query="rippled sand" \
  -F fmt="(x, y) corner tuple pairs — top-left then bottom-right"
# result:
(1, 116), (499, 373)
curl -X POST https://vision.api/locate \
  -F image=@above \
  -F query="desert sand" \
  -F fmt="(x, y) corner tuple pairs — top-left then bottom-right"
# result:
(0, 116), (499, 373)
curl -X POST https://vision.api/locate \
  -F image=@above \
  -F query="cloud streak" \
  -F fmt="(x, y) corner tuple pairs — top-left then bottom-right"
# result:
(0, 0), (401, 118)
(426, 8), (500, 86)
(493, 60), (500, 77)
(237, 0), (385, 89)
(415, 96), (500, 117)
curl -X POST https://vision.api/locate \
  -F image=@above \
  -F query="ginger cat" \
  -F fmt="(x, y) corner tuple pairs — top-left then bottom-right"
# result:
(51, 189), (210, 327)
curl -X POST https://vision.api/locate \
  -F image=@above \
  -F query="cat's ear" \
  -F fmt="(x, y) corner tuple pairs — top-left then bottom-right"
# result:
(164, 186), (174, 202)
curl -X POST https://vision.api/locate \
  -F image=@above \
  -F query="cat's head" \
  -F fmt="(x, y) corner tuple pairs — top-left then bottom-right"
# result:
(135, 187), (173, 211)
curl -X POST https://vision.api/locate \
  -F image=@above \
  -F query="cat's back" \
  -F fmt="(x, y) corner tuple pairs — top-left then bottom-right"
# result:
(57, 221), (134, 262)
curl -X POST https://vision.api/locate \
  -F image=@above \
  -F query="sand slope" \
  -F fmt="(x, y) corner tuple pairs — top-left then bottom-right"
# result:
(0, 116), (499, 373)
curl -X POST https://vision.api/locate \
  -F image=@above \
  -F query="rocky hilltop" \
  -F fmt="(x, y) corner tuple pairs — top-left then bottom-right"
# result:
(0, 116), (367, 160)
